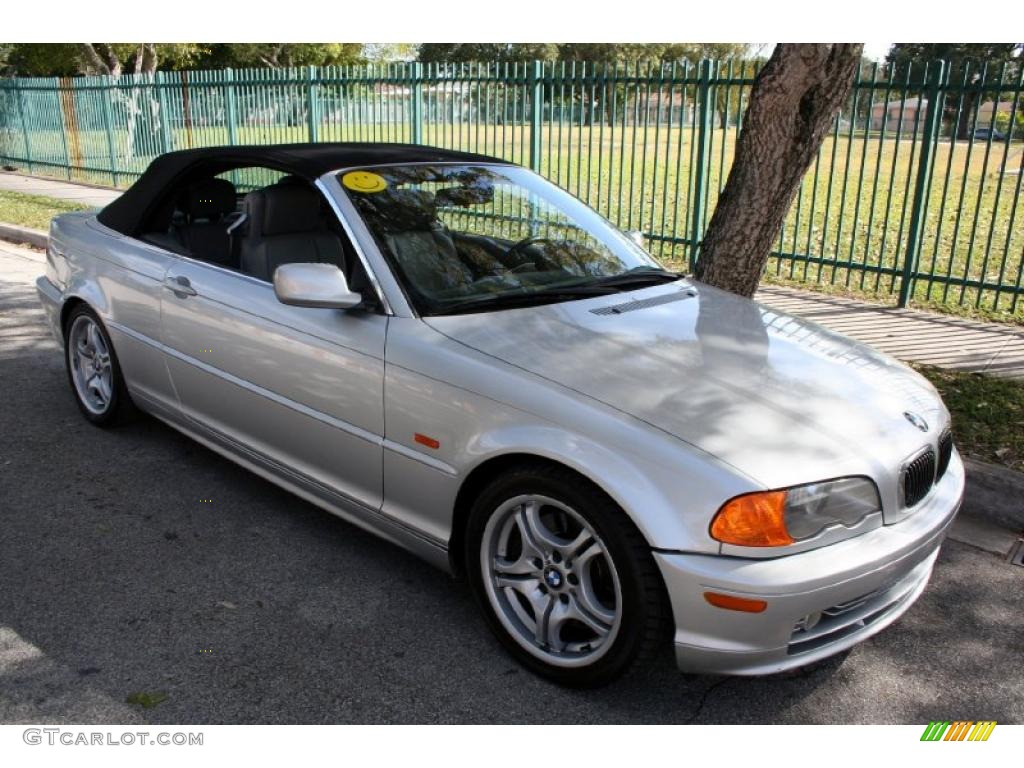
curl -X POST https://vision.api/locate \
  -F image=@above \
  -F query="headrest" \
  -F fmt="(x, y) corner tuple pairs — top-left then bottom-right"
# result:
(181, 178), (236, 221)
(254, 185), (324, 236)
(352, 188), (438, 232)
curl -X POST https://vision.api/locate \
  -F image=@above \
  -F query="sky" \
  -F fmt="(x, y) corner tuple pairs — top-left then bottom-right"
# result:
(863, 42), (893, 62)
(765, 42), (893, 62)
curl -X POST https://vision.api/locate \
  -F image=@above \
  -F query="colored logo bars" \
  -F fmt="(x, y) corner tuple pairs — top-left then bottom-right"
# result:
(920, 721), (997, 741)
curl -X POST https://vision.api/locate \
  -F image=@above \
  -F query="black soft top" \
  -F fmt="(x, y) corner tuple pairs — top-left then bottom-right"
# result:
(97, 142), (511, 235)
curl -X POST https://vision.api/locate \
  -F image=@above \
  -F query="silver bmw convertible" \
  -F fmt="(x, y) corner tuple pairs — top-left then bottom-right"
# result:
(36, 143), (964, 686)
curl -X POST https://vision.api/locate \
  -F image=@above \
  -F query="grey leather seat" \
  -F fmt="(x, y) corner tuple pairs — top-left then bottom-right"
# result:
(174, 178), (238, 266)
(240, 184), (346, 282)
(356, 189), (475, 295)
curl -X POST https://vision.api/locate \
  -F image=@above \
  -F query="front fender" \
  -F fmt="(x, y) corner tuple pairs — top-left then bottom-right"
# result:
(462, 423), (740, 554)
(382, 318), (758, 554)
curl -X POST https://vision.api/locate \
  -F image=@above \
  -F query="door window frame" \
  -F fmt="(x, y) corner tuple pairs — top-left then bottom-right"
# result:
(127, 163), (395, 315)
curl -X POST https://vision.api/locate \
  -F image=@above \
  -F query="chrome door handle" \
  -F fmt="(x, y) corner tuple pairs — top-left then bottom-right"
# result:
(164, 275), (197, 297)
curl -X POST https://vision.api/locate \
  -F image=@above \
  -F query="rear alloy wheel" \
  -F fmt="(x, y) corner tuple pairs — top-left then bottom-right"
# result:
(64, 306), (134, 426)
(466, 466), (667, 687)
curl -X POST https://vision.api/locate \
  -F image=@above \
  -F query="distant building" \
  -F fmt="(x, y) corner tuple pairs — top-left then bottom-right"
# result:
(977, 100), (1017, 126)
(870, 97), (926, 133)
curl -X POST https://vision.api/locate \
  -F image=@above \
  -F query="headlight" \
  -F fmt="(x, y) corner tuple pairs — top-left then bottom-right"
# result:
(710, 477), (881, 547)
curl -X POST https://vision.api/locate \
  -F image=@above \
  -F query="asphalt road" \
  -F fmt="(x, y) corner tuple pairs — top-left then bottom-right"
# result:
(1, 243), (1021, 725)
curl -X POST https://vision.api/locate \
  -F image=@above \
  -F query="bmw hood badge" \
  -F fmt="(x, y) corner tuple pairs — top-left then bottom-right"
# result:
(904, 411), (929, 432)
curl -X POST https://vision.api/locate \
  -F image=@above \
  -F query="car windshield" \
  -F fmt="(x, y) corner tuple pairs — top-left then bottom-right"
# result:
(337, 164), (673, 315)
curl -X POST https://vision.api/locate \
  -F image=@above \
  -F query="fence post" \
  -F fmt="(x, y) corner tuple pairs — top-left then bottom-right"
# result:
(55, 77), (72, 180)
(99, 76), (120, 186)
(224, 69), (239, 147)
(12, 78), (34, 173)
(410, 62), (424, 144)
(155, 71), (173, 153)
(898, 60), (946, 308)
(529, 60), (544, 172)
(306, 66), (320, 142)
(689, 59), (715, 270)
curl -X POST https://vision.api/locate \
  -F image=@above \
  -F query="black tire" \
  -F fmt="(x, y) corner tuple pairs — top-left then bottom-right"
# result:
(63, 304), (136, 427)
(465, 463), (668, 687)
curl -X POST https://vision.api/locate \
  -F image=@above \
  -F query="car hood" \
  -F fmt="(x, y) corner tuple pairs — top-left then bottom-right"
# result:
(424, 280), (946, 491)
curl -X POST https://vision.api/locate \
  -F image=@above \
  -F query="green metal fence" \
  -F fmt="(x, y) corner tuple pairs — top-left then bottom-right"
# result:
(1, 60), (1022, 318)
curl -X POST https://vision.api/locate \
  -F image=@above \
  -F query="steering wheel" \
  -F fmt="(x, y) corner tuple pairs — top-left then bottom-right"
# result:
(505, 235), (558, 267)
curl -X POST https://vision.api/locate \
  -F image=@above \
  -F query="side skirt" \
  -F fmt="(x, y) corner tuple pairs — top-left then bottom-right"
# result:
(130, 390), (453, 573)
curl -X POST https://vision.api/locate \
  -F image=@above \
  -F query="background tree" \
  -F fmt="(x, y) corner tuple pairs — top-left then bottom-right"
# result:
(76, 44), (205, 76)
(887, 43), (1022, 138)
(418, 43), (559, 63)
(887, 42), (1022, 72)
(221, 43), (364, 69)
(4, 43), (80, 76)
(673, 44), (755, 128)
(568, 44), (757, 129)
(555, 43), (668, 63)
(362, 43), (418, 63)
(548, 45), (663, 127)
(417, 44), (758, 128)
(73, 45), (203, 160)
(1, 43), (204, 76)
(694, 44), (864, 297)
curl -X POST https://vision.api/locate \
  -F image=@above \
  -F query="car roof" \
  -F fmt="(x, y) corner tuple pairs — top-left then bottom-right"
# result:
(97, 142), (512, 235)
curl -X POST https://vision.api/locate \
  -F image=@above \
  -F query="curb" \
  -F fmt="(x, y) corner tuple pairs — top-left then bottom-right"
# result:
(1, 169), (122, 193)
(962, 458), (1024, 532)
(0, 222), (47, 250)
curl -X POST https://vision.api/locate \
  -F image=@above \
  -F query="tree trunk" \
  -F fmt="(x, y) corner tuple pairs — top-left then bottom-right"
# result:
(140, 43), (158, 75)
(957, 90), (979, 140)
(694, 44), (863, 297)
(77, 43), (121, 77)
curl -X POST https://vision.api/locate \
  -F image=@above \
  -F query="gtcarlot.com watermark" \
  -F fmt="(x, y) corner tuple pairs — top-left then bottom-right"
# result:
(23, 728), (203, 746)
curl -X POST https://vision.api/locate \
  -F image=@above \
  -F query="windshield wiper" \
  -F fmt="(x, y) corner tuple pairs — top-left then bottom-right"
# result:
(432, 283), (620, 316)
(589, 267), (683, 289)
(429, 268), (684, 316)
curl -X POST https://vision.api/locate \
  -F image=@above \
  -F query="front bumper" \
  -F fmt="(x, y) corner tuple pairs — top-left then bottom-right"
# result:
(35, 275), (64, 347)
(656, 451), (965, 675)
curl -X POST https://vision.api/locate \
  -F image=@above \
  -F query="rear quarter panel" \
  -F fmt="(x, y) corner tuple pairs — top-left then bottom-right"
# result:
(49, 212), (173, 405)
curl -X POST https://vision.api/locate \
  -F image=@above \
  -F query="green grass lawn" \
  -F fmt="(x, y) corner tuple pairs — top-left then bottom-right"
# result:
(0, 189), (90, 231)
(914, 364), (1024, 472)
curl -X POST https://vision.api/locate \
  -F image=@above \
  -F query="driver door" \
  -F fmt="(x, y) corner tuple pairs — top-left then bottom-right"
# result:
(159, 257), (387, 511)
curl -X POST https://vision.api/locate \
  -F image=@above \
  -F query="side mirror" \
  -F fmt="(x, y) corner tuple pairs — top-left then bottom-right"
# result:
(273, 263), (362, 309)
(624, 230), (646, 249)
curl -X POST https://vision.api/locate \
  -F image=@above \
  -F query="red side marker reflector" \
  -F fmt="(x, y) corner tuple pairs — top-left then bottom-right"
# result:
(414, 433), (440, 450)
(703, 592), (767, 613)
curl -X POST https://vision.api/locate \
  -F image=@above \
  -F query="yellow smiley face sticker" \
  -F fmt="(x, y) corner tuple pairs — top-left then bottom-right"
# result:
(342, 171), (388, 194)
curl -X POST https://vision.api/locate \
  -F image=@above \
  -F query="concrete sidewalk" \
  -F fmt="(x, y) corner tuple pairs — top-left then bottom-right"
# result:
(756, 285), (1024, 380)
(0, 171), (120, 208)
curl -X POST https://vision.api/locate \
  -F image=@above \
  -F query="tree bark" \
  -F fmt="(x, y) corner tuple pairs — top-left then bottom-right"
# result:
(693, 44), (863, 297)
(140, 43), (158, 75)
(77, 43), (121, 77)
(956, 90), (978, 140)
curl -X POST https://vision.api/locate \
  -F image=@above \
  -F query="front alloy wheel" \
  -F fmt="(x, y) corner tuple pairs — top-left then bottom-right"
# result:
(466, 465), (668, 687)
(482, 494), (623, 668)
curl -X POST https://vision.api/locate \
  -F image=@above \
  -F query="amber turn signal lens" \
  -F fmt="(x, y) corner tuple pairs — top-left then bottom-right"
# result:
(703, 592), (768, 613)
(710, 490), (794, 547)
(414, 433), (440, 450)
